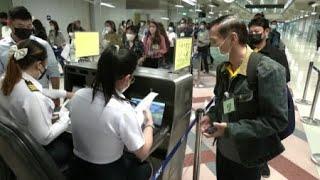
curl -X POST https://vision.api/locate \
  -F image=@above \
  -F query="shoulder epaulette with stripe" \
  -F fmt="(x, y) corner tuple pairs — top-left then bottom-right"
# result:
(24, 80), (39, 92)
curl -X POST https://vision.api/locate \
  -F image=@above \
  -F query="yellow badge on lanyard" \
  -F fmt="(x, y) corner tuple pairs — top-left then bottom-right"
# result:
(25, 80), (39, 92)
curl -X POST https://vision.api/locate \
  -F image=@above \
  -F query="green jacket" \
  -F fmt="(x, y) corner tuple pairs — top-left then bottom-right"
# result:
(207, 52), (288, 167)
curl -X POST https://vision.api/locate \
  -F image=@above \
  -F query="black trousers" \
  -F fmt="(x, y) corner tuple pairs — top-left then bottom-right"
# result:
(70, 152), (152, 180)
(44, 132), (73, 168)
(216, 149), (261, 180)
(198, 46), (209, 73)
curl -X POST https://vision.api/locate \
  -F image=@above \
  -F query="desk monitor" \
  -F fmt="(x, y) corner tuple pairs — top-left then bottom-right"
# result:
(131, 98), (165, 127)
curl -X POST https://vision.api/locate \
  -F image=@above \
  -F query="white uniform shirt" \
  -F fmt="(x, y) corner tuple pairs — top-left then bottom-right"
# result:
(0, 35), (60, 88)
(167, 31), (177, 48)
(0, 72), (69, 145)
(70, 88), (145, 164)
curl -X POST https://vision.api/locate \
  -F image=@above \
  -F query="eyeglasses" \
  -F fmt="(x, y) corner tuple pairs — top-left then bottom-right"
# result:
(130, 76), (135, 84)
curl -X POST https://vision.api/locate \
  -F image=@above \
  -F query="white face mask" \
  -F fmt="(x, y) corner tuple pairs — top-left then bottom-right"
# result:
(126, 34), (135, 41)
(168, 27), (174, 32)
(200, 25), (205, 30)
(105, 27), (112, 33)
(270, 25), (277, 30)
(218, 36), (232, 57)
(69, 32), (74, 39)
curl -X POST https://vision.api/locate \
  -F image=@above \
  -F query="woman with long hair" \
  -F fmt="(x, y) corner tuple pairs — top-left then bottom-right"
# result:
(124, 25), (144, 63)
(142, 20), (167, 68)
(0, 39), (74, 167)
(48, 20), (66, 67)
(102, 20), (122, 49)
(70, 46), (153, 180)
(32, 19), (48, 41)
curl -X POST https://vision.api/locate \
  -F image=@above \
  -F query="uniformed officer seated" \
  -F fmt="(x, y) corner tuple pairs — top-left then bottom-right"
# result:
(0, 39), (74, 168)
(69, 46), (153, 180)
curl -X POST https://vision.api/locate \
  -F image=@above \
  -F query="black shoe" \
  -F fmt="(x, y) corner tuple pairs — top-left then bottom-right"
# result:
(260, 163), (270, 178)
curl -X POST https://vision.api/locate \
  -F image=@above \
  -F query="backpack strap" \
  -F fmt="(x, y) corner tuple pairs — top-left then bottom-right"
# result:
(247, 52), (263, 90)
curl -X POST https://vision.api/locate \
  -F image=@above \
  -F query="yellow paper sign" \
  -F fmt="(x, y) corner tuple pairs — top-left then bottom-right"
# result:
(75, 32), (100, 58)
(174, 38), (193, 71)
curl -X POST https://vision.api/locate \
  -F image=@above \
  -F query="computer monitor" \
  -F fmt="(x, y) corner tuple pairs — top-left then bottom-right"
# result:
(131, 98), (165, 127)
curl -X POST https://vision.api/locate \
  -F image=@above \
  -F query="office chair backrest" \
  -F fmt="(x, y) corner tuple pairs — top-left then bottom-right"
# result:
(0, 115), (65, 180)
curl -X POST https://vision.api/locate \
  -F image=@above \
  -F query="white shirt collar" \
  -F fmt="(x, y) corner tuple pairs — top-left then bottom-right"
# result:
(22, 72), (43, 92)
(115, 89), (126, 99)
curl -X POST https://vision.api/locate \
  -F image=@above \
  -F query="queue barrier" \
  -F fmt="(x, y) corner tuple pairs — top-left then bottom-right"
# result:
(298, 63), (320, 166)
(152, 99), (214, 180)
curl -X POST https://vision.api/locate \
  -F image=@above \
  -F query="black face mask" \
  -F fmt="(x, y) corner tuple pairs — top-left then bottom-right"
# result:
(248, 33), (263, 45)
(14, 28), (33, 40)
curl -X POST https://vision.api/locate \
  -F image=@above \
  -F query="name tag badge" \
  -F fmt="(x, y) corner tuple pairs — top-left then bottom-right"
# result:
(152, 44), (159, 50)
(223, 97), (235, 114)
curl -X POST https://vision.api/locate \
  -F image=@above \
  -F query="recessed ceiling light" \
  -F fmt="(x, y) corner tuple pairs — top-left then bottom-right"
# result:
(224, 0), (235, 3)
(195, 9), (202, 12)
(312, 12), (317, 15)
(100, 2), (115, 8)
(175, 4), (184, 8)
(161, 17), (170, 20)
(209, 11), (214, 15)
(208, 4), (216, 8)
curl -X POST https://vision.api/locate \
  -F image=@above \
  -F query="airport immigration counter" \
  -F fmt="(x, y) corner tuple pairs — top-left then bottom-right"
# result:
(64, 62), (193, 180)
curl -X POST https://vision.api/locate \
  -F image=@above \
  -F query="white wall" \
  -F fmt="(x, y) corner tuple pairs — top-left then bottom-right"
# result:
(12, 0), (91, 38)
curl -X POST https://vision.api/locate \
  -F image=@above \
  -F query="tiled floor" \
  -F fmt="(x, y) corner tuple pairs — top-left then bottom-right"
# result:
(181, 35), (320, 179)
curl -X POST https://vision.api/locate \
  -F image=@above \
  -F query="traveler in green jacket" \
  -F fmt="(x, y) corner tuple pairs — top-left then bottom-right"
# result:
(200, 15), (288, 180)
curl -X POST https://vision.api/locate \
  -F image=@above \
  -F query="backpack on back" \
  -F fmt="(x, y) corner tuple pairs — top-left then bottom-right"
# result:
(246, 52), (295, 140)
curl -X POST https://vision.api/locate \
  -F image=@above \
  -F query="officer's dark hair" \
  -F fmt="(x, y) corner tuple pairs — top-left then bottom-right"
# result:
(91, 46), (138, 105)
(8, 6), (32, 20)
(209, 15), (248, 45)
(248, 17), (270, 30)
(0, 12), (8, 19)
(105, 20), (117, 33)
(2, 40), (47, 96)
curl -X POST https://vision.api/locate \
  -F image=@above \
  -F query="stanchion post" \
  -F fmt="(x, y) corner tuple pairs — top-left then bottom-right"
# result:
(302, 71), (320, 125)
(296, 61), (314, 105)
(193, 109), (204, 180)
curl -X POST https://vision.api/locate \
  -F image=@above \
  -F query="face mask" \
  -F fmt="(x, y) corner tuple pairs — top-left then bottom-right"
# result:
(106, 27), (112, 33)
(168, 27), (174, 32)
(180, 23), (186, 28)
(14, 28), (33, 40)
(69, 32), (74, 38)
(218, 36), (232, 56)
(38, 64), (47, 80)
(270, 25), (277, 30)
(126, 33), (135, 41)
(210, 46), (229, 63)
(248, 33), (263, 45)
(140, 22), (144, 27)
(200, 25), (205, 30)
(50, 26), (55, 31)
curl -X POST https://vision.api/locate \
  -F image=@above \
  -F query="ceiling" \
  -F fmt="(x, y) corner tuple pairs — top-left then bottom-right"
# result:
(97, 0), (320, 21)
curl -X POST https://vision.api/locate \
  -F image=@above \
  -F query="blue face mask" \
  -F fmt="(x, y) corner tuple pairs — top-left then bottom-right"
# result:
(210, 46), (229, 63)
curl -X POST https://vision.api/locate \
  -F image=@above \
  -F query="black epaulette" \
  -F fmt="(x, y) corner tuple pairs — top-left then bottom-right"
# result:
(24, 80), (39, 92)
